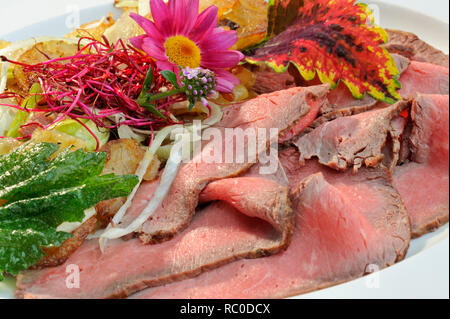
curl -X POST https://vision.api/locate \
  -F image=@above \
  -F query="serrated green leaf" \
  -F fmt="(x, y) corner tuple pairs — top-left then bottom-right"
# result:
(0, 142), (139, 279)
(0, 219), (71, 276)
(0, 149), (107, 202)
(0, 143), (59, 183)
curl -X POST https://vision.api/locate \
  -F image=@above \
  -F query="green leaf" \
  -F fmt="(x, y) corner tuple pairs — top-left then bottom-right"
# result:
(160, 70), (180, 89)
(0, 143), (59, 182)
(188, 99), (196, 112)
(0, 142), (139, 278)
(140, 102), (167, 119)
(0, 148), (107, 202)
(0, 219), (71, 276)
(0, 174), (138, 227)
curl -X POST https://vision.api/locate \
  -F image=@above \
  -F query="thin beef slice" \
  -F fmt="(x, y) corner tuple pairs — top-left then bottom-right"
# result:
(393, 94), (449, 237)
(131, 151), (410, 299)
(384, 29), (449, 68)
(16, 176), (293, 299)
(293, 100), (410, 172)
(130, 85), (328, 244)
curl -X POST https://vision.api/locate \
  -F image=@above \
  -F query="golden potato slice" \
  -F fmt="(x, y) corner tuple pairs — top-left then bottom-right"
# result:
(114, 0), (139, 11)
(65, 13), (115, 41)
(13, 40), (79, 93)
(35, 217), (97, 268)
(0, 40), (10, 50)
(103, 9), (146, 45)
(200, 0), (237, 16)
(222, 0), (268, 50)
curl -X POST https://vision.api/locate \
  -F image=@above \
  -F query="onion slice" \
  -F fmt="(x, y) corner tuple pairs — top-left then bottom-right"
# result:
(98, 124), (182, 251)
(99, 142), (183, 250)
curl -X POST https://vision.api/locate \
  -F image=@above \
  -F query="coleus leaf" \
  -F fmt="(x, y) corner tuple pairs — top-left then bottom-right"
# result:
(0, 142), (139, 278)
(266, 0), (305, 39)
(248, 0), (402, 103)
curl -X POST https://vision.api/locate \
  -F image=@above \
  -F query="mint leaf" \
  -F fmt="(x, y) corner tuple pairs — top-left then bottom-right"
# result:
(0, 219), (70, 276)
(0, 143), (139, 278)
(0, 148), (107, 202)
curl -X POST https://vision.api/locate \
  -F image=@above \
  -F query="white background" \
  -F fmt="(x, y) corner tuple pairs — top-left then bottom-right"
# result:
(0, 0), (449, 38)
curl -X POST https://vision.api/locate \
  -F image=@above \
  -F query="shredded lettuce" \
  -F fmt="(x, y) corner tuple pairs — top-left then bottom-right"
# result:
(6, 83), (42, 138)
(52, 119), (110, 151)
(0, 142), (138, 279)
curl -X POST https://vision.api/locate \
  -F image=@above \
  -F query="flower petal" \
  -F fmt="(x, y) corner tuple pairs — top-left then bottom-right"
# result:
(168, 0), (187, 34)
(129, 12), (164, 42)
(199, 28), (238, 52)
(141, 38), (166, 61)
(129, 35), (146, 50)
(214, 69), (240, 92)
(156, 60), (178, 74)
(181, 0), (199, 35)
(150, 0), (173, 37)
(189, 5), (218, 43)
(201, 50), (244, 69)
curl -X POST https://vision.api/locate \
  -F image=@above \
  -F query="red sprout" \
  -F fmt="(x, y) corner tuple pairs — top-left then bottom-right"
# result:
(0, 37), (184, 142)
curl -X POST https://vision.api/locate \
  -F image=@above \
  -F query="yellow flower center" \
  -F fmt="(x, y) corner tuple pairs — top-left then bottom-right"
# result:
(164, 35), (201, 68)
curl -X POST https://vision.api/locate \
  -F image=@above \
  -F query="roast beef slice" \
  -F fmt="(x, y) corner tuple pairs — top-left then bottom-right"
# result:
(307, 57), (448, 131)
(127, 85), (328, 244)
(16, 174), (293, 299)
(130, 153), (410, 299)
(384, 29), (449, 68)
(293, 100), (410, 172)
(393, 94), (449, 237)
(398, 61), (449, 99)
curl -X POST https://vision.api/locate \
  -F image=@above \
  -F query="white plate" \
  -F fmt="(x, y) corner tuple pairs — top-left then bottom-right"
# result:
(0, 0), (449, 299)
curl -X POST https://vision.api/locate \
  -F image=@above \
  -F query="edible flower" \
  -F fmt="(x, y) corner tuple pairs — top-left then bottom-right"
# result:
(129, 0), (244, 92)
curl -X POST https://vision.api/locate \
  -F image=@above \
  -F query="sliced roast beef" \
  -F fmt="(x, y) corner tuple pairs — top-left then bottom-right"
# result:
(384, 29), (449, 68)
(398, 61), (449, 99)
(393, 94), (449, 237)
(293, 100), (410, 172)
(16, 174), (293, 299)
(252, 65), (296, 95)
(131, 149), (410, 299)
(307, 58), (448, 130)
(130, 85), (328, 244)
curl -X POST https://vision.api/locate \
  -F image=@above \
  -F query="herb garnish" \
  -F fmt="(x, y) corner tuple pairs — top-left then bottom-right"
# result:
(0, 143), (138, 279)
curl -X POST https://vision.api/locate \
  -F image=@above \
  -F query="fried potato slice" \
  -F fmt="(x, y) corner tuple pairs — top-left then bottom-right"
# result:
(0, 40), (10, 50)
(34, 217), (97, 268)
(31, 128), (86, 156)
(103, 8), (145, 45)
(13, 40), (79, 93)
(65, 13), (115, 41)
(221, 0), (268, 50)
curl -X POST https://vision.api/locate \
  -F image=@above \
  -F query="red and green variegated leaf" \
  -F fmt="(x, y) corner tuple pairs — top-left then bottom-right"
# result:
(248, 0), (401, 104)
(266, 0), (305, 38)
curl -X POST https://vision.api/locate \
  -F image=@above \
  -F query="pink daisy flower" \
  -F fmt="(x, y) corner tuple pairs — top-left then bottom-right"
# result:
(129, 0), (245, 93)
